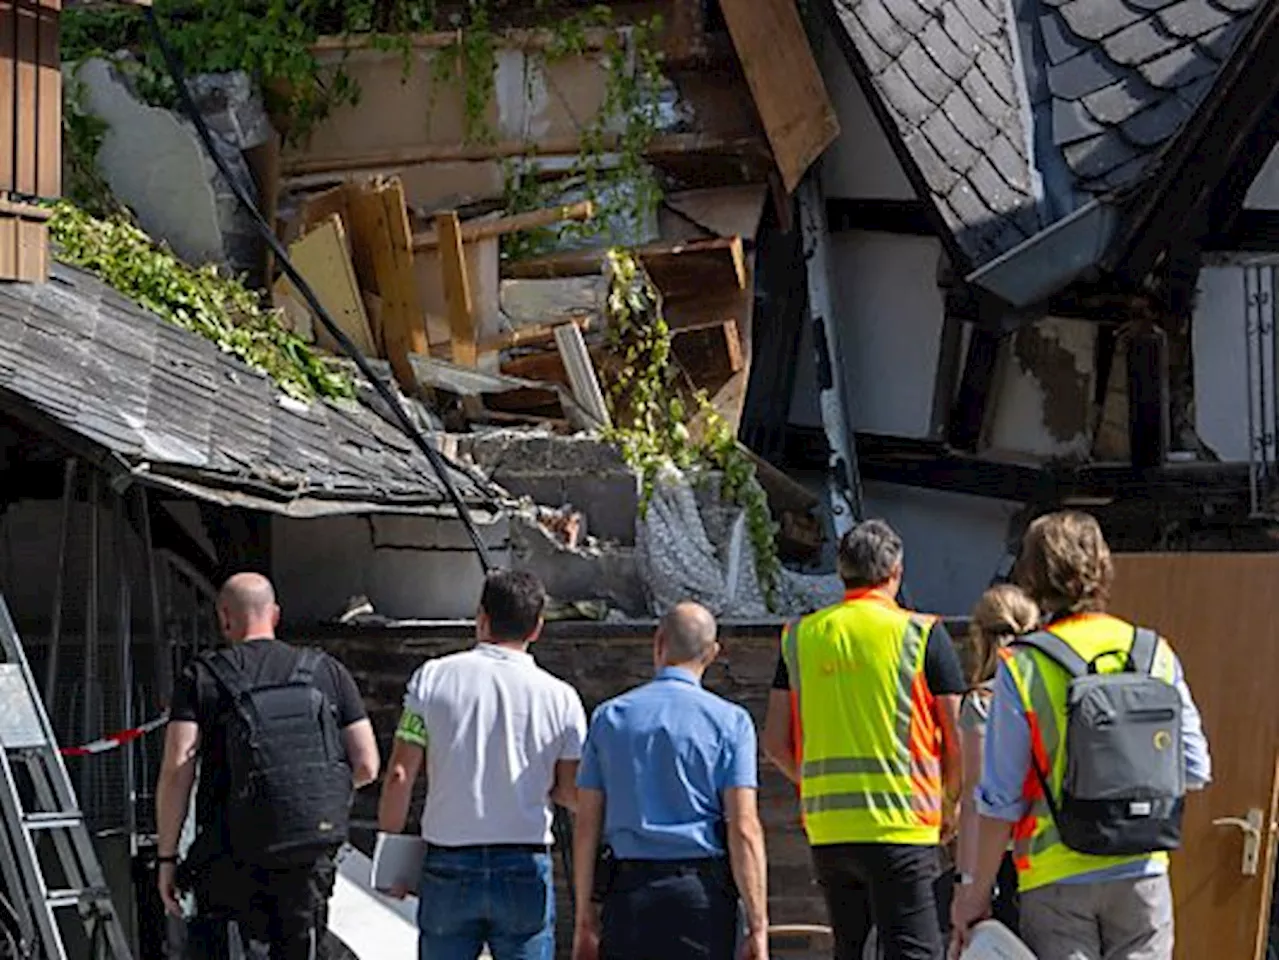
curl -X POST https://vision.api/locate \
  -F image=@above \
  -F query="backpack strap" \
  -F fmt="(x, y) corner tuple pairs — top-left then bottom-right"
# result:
(201, 649), (252, 701)
(1012, 630), (1089, 678)
(1128, 626), (1160, 675)
(289, 648), (323, 684)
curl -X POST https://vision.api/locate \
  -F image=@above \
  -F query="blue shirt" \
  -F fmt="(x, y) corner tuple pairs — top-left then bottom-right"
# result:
(577, 666), (758, 860)
(977, 653), (1211, 884)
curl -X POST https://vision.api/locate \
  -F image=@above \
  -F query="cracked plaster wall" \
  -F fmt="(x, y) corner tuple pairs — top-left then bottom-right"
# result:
(988, 316), (1097, 459)
(272, 515), (512, 623)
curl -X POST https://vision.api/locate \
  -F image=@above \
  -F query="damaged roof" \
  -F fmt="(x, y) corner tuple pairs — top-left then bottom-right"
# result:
(824, 0), (1273, 269)
(0, 264), (501, 518)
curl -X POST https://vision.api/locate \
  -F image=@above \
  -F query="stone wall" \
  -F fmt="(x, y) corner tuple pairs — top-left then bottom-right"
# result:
(305, 620), (828, 951)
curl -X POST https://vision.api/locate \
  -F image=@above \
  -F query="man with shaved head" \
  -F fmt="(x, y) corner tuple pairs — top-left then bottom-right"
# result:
(572, 601), (769, 960)
(156, 572), (379, 960)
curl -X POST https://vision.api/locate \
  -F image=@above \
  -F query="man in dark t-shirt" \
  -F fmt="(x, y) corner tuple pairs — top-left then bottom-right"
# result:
(155, 573), (379, 960)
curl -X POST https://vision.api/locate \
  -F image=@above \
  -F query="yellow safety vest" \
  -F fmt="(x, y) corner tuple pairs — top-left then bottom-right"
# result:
(1000, 612), (1179, 892)
(781, 590), (943, 846)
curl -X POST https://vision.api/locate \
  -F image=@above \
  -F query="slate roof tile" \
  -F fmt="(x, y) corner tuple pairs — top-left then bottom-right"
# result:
(952, 0), (1005, 38)
(968, 155), (1035, 216)
(942, 86), (999, 151)
(854, 0), (913, 58)
(1212, 0), (1259, 13)
(1048, 47), (1123, 98)
(1082, 75), (1161, 123)
(980, 46), (1023, 106)
(962, 67), (1016, 125)
(1041, 11), (1087, 61)
(903, 129), (966, 194)
(921, 109), (977, 168)
(1157, 0), (1237, 36)
(1063, 129), (1143, 177)
(883, 0), (934, 33)
(1054, 97), (1110, 143)
(939, 5), (990, 59)
(1102, 19), (1184, 63)
(989, 134), (1035, 191)
(1057, 0), (1146, 41)
(899, 39), (958, 103)
(920, 18), (976, 81)
(1136, 40), (1219, 86)
(880, 61), (937, 125)
(1201, 17), (1249, 56)
(1175, 72), (1218, 107)
(1120, 95), (1195, 144)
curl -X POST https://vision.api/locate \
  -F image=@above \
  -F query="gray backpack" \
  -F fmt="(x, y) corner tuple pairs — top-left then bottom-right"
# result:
(1014, 627), (1185, 857)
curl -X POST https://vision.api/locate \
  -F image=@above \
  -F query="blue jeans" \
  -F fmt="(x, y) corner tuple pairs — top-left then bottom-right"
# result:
(417, 845), (555, 960)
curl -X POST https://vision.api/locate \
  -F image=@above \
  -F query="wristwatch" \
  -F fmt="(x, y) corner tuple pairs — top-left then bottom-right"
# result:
(956, 872), (977, 887)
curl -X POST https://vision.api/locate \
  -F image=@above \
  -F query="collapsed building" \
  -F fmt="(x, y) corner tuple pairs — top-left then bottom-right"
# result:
(0, 0), (1275, 957)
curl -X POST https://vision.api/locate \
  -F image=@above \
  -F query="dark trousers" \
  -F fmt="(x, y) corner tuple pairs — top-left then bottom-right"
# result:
(600, 859), (738, 960)
(186, 859), (334, 960)
(812, 843), (943, 960)
(932, 853), (1020, 941)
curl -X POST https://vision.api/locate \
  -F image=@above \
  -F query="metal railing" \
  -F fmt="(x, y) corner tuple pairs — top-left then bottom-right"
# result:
(1243, 261), (1278, 519)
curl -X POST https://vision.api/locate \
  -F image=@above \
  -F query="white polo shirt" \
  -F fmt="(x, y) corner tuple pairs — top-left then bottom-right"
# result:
(401, 643), (587, 845)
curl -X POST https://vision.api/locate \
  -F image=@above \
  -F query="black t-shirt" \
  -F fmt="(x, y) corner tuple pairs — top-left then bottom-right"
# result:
(169, 638), (367, 832)
(772, 620), (967, 695)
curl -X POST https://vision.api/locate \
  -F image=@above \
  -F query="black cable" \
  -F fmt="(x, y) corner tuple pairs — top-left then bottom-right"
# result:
(142, 8), (493, 573)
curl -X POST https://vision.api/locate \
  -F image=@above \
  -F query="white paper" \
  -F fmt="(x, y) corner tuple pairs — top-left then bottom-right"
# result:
(370, 833), (427, 895)
(960, 920), (1037, 960)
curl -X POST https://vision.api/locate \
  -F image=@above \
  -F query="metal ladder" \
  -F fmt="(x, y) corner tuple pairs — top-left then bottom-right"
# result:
(0, 596), (133, 960)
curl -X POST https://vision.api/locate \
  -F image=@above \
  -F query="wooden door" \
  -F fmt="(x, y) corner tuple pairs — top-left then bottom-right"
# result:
(1109, 553), (1279, 960)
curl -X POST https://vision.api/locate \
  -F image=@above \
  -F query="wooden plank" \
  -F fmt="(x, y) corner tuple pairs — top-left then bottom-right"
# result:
(660, 185), (769, 242)
(15, 215), (45, 280)
(476, 316), (590, 355)
(504, 236), (747, 293)
(14, 0), (37, 195)
(500, 350), (572, 386)
(436, 211), (477, 368)
(554, 322), (611, 428)
(355, 179), (429, 392)
(0, 0), (15, 192)
(0, 216), (15, 279)
(411, 200), (594, 250)
(280, 133), (773, 177)
(282, 213), (377, 356)
(499, 276), (606, 329)
(34, 0), (57, 198)
(718, 0), (840, 193)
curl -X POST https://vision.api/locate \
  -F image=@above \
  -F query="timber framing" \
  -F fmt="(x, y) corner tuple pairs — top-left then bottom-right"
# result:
(825, 198), (935, 237)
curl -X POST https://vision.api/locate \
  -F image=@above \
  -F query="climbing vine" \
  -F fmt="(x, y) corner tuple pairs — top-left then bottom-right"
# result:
(602, 250), (781, 606)
(61, 2), (666, 260)
(48, 202), (353, 403)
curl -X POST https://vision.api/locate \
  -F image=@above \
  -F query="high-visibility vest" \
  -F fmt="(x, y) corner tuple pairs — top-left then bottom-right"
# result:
(999, 612), (1179, 892)
(781, 589), (943, 846)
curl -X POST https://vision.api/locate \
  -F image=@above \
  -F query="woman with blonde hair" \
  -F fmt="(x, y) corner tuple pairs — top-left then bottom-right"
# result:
(953, 583), (1039, 933)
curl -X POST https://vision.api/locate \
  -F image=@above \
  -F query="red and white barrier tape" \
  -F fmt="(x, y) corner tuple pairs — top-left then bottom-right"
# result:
(60, 714), (169, 757)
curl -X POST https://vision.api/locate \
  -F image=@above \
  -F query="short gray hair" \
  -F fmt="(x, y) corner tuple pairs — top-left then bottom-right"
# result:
(659, 602), (718, 664)
(837, 519), (904, 588)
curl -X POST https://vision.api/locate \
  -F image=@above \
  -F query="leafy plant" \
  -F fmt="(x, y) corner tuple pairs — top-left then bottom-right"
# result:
(48, 202), (353, 403)
(602, 249), (781, 606)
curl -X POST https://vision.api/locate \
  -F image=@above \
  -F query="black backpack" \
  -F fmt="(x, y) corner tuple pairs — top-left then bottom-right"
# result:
(1014, 627), (1185, 857)
(202, 647), (353, 867)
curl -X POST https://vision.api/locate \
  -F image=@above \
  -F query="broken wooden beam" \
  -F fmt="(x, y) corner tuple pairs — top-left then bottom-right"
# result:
(346, 178), (427, 392)
(504, 236), (747, 293)
(280, 134), (773, 178)
(280, 213), (377, 356)
(436, 211), (477, 368)
(476, 316), (592, 355)
(411, 201), (594, 250)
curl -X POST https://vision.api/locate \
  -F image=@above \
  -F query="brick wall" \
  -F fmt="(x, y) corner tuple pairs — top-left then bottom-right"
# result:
(306, 621), (829, 950)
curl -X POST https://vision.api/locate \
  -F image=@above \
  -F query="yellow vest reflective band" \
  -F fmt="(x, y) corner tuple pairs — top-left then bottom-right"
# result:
(1000, 612), (1179, 892)
(781, 590), (943, 846)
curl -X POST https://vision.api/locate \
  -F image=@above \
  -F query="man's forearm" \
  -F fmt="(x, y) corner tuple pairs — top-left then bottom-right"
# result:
(572, 792), (604, 925)
(973, 816), (1015, 895)
(155, 767), (195, 858)
(377, 773), (415, 833)
(728, 819), (769, 935)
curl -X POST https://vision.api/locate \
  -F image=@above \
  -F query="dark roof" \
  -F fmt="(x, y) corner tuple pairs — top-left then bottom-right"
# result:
(824, 0), (1268, 268)
(0, 264), (500, 518)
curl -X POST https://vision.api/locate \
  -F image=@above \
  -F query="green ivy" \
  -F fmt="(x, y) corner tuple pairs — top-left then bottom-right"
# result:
(48, 202), (353, 403)
(602, 249), (781, 607)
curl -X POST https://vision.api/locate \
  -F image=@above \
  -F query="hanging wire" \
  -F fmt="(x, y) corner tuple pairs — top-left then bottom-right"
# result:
(142, 7), (493, 573)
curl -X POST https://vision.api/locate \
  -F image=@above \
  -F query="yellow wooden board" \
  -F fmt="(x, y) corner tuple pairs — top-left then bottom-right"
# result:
(282, 213), (377, 357)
